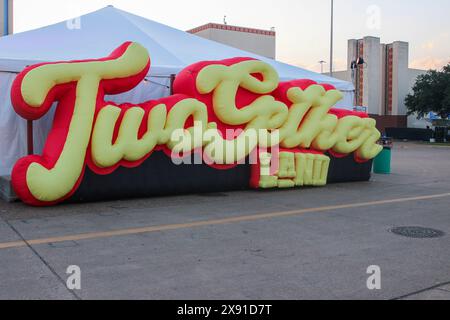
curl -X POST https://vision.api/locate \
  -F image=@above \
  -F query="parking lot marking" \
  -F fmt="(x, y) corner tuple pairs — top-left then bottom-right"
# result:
(0, 192), (449, 250)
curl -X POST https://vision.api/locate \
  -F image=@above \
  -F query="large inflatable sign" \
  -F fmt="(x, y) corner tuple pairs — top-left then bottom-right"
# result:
(11, 42), (382, 206)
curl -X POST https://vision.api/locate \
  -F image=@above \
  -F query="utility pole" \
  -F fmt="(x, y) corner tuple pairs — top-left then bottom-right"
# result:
(330, 0), (334, 77)
(1, 0), (12, 36)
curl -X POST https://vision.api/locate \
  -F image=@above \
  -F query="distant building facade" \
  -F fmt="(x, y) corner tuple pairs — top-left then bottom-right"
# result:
(0, 0), (13, 36)
(187, 23), (276, 59)
(327, 37), (427, 131)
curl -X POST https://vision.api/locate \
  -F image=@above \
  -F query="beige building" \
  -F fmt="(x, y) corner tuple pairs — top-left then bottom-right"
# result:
(0, 0), (13, 36)
(187, 23), (276, 59)
(328, 36), (426, 131)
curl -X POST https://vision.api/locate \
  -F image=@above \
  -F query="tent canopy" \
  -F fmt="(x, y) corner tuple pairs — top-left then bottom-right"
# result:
(0, 5), (354, 92)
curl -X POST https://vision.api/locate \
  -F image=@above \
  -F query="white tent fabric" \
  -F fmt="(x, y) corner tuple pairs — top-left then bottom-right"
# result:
(0, 6), (354, 176)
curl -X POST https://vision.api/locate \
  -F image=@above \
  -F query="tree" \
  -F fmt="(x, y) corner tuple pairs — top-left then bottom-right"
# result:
(405, 64), (450, 120)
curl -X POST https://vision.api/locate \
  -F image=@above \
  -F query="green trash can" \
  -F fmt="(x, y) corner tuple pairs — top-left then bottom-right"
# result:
(373, 147), (392, 174)
(373, 137), (393, 174)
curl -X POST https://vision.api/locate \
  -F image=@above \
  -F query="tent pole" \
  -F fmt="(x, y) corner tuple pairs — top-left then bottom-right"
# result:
(27, 120), (33, 155)
(170, 74), (176, 95)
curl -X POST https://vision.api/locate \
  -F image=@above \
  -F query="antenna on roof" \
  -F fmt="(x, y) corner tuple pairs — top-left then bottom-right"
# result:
(223, 15), (227, 25)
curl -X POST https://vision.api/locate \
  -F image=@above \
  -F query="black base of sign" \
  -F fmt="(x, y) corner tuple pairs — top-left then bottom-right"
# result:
(69, 152), (373, 203)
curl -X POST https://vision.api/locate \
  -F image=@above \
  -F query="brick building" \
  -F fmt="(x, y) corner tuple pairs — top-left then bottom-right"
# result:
(188, 23), (276, 59)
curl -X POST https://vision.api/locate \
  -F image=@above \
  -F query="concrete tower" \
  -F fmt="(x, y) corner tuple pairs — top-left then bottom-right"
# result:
(348, 37), (383, 115)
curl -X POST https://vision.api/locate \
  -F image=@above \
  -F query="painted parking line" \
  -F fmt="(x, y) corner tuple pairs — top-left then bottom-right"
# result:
(0, 192), (449, 251)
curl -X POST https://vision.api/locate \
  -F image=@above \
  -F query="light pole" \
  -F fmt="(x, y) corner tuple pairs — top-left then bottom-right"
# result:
(330, 0), (334, 77)
(2, 0), (11, 36)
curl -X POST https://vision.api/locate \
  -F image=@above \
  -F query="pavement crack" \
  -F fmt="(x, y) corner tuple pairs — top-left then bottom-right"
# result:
(391, 280), (450, 300)
(0, 216), (81, 300)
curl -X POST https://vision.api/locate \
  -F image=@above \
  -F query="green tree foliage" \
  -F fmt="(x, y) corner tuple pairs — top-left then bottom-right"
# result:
(405, 64), (450, 119)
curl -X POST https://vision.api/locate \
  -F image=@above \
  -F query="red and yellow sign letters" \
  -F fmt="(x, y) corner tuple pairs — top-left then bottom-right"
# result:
(11, 42), (382, 206)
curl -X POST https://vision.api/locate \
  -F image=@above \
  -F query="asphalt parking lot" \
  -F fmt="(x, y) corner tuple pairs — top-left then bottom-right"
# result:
(0, 142), (449, 300)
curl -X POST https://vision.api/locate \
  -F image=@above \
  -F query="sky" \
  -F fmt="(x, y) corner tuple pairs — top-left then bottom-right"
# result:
(11, 0), (450, 73)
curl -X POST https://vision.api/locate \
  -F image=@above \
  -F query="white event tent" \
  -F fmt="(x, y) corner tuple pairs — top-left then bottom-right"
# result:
(0, 6), (355, 176)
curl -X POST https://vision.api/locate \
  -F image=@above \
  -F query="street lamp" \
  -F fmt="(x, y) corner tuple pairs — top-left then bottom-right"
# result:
(330, 0), (334, 77)
(319, 60), (327, 74)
